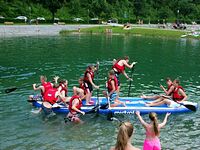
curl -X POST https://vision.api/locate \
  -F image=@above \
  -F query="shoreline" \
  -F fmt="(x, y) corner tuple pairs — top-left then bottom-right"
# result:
(0, 24), (106, 37)
(61, 25), (200, 39)
(0, 24), (199, 38)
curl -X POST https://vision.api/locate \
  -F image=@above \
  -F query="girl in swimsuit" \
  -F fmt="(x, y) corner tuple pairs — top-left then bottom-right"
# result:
(135, 111), (170, 150)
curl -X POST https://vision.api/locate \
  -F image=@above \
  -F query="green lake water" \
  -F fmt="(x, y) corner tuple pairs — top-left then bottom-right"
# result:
(0, 34), (200, 150)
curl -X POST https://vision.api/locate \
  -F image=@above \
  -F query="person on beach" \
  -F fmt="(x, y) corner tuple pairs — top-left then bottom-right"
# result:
(112, 56), (137, 93)
(110, 121), (140, 150)
(146, 79), (187, 108)
(103, 70), (126, 107)
(29, 75), (57, 100)
(66, 87), (85, 123)
(135, 111), (171, 150)
(141, 77), (174, 100)
(83, 65), (99, 105)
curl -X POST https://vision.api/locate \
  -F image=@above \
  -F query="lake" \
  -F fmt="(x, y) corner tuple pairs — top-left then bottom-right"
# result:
(0, 34), (200, 150)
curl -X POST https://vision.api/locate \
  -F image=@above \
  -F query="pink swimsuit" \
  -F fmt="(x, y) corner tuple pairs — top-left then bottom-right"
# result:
(143, 129), (161, 150)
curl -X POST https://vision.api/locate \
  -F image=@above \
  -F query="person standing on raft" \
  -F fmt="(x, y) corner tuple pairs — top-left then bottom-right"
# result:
(83, 65), (99, 105)
(112, 56), (137, 93)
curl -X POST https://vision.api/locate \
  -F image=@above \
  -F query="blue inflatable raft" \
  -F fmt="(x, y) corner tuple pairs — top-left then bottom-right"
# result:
(29, 97), (198, 115)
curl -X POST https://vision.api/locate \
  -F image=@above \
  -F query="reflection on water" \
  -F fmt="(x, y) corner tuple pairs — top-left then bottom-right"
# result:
(0, 35), (200, 149)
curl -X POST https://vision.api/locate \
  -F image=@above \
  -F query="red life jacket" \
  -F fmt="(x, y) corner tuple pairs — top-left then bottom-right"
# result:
(167, 83), (173, 91)
(41, 82), (53, 97)
(79, 83), (86, 94)
(107, 76), (118, 93)
(167, 83), (173, 95)
(59, 83), (68, 96)
(69, 95), (82, 114)
(172, 86), (184, 101)
(83, 69), (94, 83)
(112, 60), (125, 73)
(43, 88), (58, 104)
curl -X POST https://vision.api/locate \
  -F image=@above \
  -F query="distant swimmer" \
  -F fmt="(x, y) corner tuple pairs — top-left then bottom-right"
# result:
(110, 121), (140, 150)
(103, 70), (126, 107)
(146, 79), (187, 108)
(83, 65), (99, 105)
(135, 111), (171, 150)
(66, 87), (85, 124)
(112, 56), (137, 93)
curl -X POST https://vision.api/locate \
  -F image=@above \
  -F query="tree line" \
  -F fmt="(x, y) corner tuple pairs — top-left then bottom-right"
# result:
(0, 0), (200, 23)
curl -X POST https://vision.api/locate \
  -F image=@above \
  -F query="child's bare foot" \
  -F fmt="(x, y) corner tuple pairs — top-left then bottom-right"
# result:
(145, 103), (151, 107)
(140, 93), (147, 99)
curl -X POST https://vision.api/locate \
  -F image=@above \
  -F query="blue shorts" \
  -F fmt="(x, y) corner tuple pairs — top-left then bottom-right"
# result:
(109, 92), (117, 104)
(32, 95), (43, 101)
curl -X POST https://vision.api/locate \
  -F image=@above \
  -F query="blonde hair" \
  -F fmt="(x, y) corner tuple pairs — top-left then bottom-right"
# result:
(149, 112), (159, 136)
(115, 122), (133, 150)
(40, 75), (47, 82)
(109, 69), (115, 76)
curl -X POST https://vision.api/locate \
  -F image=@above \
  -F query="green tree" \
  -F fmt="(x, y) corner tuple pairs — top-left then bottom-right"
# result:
(36, 0), (65, 22)
(133, 0), (146, 19)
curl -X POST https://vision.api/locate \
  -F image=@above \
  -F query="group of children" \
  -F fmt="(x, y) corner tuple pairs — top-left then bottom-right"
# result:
(29, 56), (188, 149)
(30, 56), (137, 122)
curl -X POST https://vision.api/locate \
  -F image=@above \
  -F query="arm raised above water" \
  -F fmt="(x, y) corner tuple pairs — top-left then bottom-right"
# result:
(159, 112), (171, 128)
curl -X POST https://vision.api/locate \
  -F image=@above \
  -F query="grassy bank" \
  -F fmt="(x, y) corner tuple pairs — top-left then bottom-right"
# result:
(60, 26), (198, 39)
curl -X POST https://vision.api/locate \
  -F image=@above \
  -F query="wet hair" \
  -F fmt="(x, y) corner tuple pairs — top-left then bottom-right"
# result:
(79, 77), (84, 82)
(174, 79), (180, 84)
(124, 56), (129, 60)
(53, 83), (60, 89)
(87, 65), (95, 70)
(76, 88), (84, 95)
(59, 79), (68, 84)
(109, 70), (115, 76)
(166, 77), (171, 82)
(149, 112), (159, 136)
(115, 122), (134, 150)
(40, 75), (47, 81)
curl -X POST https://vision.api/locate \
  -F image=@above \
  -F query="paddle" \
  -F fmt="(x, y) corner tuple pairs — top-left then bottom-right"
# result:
(128, 66), (135, 97)
(106, 97), (114, 121)
(102, 91), (114, 120)
(96, 61), (100, 113)
(179, 103), (196, 111)
(5, 87), (18, 93)
(162, 95), (197, 112)
(5, 85), (31, 93)
(148, 89), (196, 111)
(84, 105), (99, 114)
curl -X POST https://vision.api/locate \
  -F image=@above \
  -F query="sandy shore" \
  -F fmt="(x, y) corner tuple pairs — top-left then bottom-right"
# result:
(0, 24), (105, 37)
